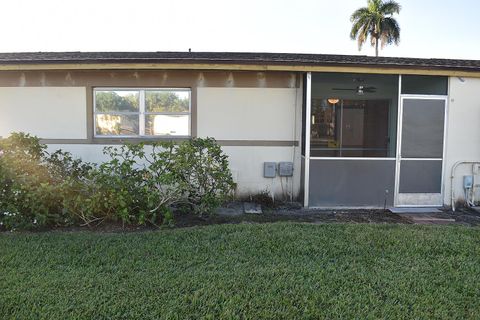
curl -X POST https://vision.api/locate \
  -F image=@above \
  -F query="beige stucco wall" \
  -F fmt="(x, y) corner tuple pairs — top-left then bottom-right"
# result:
(44, 86), (304, 200)
(0, 73), (304, 201)
(0, 87), (87, 139)
(197, 87), (302, 198)
(444, 77), (480, 206)
(197, 88), (297, 140)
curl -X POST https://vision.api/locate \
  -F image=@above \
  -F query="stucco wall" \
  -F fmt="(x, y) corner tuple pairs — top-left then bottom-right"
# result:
(0, 71), (303, 201)
(0, 87), (87, 139)
(444, 77), (480, 206)
(197, 87), (301, 199)
(197, 87), (297, 140)
(43, 85), (303, 201)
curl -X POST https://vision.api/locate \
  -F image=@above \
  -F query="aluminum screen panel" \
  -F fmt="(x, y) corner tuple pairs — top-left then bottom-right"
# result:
(401, 99), (445, 158)
(399, 160), (442, 194)
(309, 160), (396, 207)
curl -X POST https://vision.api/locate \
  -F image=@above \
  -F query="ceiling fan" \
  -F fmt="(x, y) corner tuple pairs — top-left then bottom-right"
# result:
(332, 85), (377, 95)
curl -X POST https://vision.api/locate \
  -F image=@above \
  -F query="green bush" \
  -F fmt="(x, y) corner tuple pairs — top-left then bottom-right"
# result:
(0, 133), (235, 231)
(92, 143), (183, 226)
(0, 133), (88, 230)
(171, 138), (236, 216)
(93, 138), (236, 224)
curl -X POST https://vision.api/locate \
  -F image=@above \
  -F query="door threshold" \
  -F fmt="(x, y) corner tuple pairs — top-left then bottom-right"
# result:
(389, 207), (443, 214)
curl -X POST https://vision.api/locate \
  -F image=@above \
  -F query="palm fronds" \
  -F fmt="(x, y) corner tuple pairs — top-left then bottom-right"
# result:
(350, 0), (401, 56)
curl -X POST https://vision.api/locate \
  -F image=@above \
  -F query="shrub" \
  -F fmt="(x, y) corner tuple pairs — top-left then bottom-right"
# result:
(92, 142), (183, 226)
(170, 138), (236, 216)
(0, 133), (235, 231)
(0, 133), (81, 229)
(94, 138), (236, 223)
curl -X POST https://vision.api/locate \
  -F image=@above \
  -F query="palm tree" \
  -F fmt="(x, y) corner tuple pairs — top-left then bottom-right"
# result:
(350, 0), (401, 57)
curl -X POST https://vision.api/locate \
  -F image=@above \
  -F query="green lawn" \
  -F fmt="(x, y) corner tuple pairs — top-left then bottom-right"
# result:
(1, 223), (479, 319)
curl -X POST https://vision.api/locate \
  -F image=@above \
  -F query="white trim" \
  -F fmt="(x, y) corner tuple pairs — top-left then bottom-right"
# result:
(310, 157), (395, 161)
(396, 193), (443, 207)
(139, 90), (146, 135)
(339, 99), (344, 156)
(400, 158), (443, 161)
(441, 80), (450, 206)
(395, 205), (442, 208)
(394, 75), (403, 206)
(400, 94), (448, 99)
(304, 72), (312, 208)
(395, 92), (449, 207)
(309, 206), (386, 210)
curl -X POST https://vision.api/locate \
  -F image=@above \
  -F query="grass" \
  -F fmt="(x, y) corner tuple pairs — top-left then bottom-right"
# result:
(1, 223), (479, 319)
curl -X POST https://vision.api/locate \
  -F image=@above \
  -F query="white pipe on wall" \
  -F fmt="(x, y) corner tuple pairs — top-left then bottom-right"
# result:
(451, 161), (480, 211)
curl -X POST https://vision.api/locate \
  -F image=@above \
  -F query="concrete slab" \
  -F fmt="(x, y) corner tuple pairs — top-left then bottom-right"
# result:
(216, 202), (244, 216)
(397, 213), (457, 225)
(389, 207), (443, 214)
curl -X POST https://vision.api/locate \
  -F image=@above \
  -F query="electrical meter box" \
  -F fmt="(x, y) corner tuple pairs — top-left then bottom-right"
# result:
(278, 162), (294, 177)
(464, 175), (473, 189)
(264, 162), (276, 178)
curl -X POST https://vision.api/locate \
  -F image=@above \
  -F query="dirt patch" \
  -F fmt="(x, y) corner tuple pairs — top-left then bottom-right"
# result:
(4, 206), (480, 234)
(173, 208), (412, 228)
(444, 207), (480, 226)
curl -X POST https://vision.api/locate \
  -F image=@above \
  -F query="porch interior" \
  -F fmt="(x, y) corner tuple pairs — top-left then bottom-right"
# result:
(302, 73), (448, 208)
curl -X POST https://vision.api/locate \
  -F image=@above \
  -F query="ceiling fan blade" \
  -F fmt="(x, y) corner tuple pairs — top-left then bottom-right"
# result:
(332, 88), (356, 91)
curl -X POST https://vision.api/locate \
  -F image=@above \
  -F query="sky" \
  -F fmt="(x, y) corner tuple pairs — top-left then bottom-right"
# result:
(1, 0), (479, 59)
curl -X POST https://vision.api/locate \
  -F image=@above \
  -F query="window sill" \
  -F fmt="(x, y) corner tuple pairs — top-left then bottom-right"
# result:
(92, 136), (192, 144)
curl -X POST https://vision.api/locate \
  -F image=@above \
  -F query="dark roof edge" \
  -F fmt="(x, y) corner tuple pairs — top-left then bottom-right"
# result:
(0, 51), (479, 73)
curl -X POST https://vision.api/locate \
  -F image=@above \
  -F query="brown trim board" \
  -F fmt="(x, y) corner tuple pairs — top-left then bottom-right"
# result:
(0, 70), (299, 88)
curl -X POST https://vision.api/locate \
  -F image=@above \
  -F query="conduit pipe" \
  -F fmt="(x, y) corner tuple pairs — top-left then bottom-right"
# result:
(451, 161), (480, 212)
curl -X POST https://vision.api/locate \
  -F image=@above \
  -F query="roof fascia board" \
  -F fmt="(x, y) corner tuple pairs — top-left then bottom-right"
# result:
(0, 63), (479, 77)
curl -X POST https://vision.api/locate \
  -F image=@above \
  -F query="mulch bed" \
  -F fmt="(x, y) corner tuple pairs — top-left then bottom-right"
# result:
(4, 205), (480, 233)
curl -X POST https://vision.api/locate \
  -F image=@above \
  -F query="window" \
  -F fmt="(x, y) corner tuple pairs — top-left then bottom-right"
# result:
(401, 75), (448, 95)
(309, 72), (399, 158)
(94, 88), (191, 137)
(310, 99), (397, 158)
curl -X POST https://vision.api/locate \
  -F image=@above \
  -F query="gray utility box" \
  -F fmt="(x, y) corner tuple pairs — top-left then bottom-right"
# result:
(278, 162), (294, 177)
(264, 162), (277, 178)
(464, 175), (473, 189)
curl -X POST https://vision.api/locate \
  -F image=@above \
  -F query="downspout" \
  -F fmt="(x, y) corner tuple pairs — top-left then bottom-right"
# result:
(451, 161), (480, 211)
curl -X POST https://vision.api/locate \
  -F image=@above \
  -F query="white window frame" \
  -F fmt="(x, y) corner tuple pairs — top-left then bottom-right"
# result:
(93, 87), (192, 138)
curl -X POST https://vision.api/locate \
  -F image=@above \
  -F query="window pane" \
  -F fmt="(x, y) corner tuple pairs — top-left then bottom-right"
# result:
(95, 90), (139, 112)
(145, 115), (189, 136)
(310, 99), (396, 158)
(95, 114), (139, 136)
(399, 160), (442, 193)
(145, 90), (190, 112)
(401, 75), (448, 95)
(310, 98), (340, 155)
(401, 99), (445, 158)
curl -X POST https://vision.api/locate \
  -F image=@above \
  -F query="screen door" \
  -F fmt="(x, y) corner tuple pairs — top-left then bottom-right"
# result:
(396, 97), (447, 206)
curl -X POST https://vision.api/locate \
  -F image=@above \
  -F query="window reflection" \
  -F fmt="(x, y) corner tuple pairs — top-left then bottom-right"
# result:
(94, 88), (191, 137)
(145, 115), (189, 136)
(311, 99), (394, 157)
(95, 114), (139, 136)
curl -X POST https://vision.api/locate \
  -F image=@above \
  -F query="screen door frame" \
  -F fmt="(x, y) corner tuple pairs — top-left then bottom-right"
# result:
(394, 94), (448, 207)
